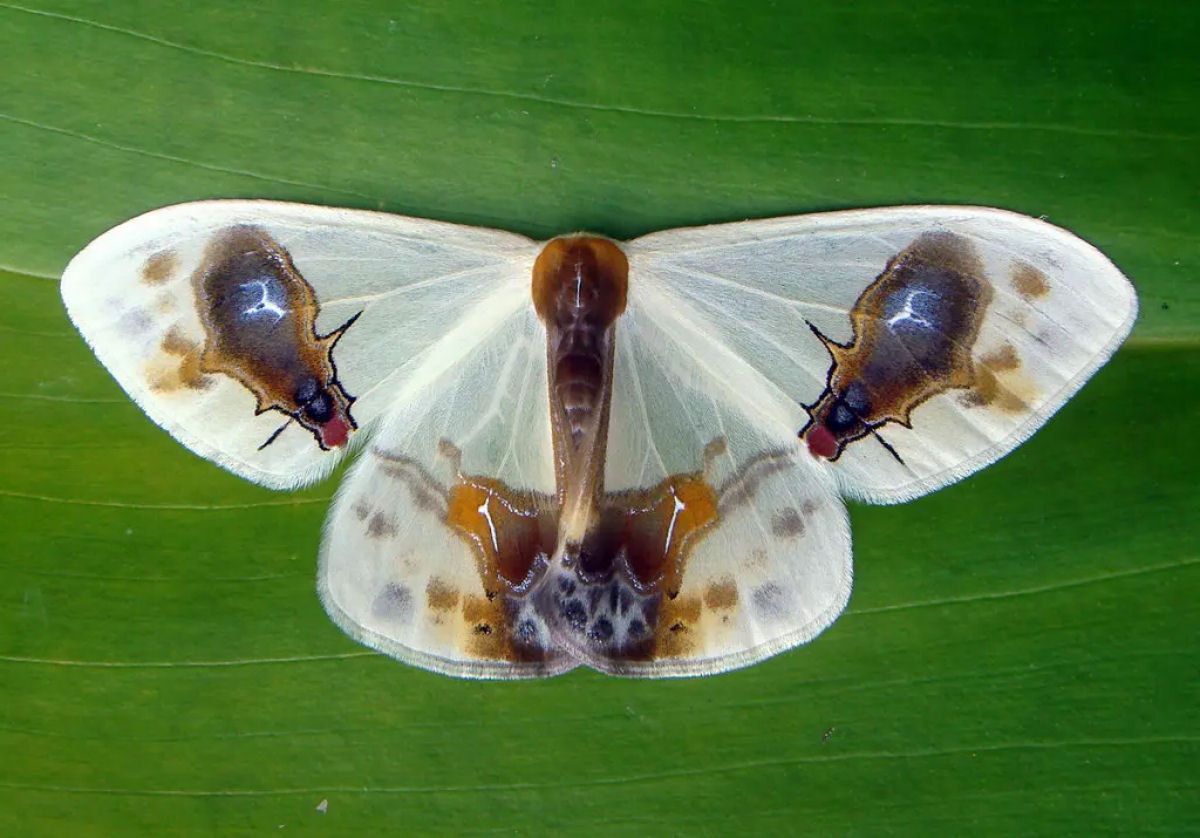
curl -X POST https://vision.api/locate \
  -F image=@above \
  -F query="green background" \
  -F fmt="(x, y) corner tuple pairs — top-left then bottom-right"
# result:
(1, 1), (1196, 834)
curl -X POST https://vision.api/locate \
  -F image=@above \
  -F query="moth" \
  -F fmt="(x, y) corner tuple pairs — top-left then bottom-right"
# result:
(61, 202), (1137, 678)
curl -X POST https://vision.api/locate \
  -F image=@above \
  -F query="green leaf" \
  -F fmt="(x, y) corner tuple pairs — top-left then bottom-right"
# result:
(1, 1), (1195, 835)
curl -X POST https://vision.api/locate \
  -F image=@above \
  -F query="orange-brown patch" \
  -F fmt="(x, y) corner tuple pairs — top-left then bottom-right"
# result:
(1012, 263), (1050, 299)
(141, 250), (178, 285)
(426, 578), (460, 612)
(615, 475), (720, 591)
(665, 593), (702, 624)
(962, 344), (1029, 413)
(160, 327), (193, 357)
(654, 594), (699, 657)
(983, 344), (1019, 371)
(462, 594), (510, 660)
(654, 593), (705, 657)
(656, 628), (694, 658)
(704, 577), (739, 610)
(446, 479), (556, 588)
(149, 328), (213, 392)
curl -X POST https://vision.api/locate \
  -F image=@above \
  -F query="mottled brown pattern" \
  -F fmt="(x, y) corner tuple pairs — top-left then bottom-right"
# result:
(462, 594), (512, 660)
(425, 578), (460, 612)
(160, 326), (193, 356)
(963, 344), (1029, 413)
(655, 594), (703, 657)
(140, 250), (178, 285)
(149, 327), (212, 392)
(703, 577), (739, 610)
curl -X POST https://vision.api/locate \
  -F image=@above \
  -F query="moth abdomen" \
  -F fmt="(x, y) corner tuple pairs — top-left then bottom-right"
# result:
(532, 235), (628, 458)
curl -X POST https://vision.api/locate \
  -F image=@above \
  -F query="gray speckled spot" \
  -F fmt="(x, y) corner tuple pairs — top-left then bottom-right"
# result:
(752, 582), (787, 619)
(117, 308), (154, 338)
(367, 512), (397, 539)
(372, 583), (413, 622)
(771, 507), (805, 538)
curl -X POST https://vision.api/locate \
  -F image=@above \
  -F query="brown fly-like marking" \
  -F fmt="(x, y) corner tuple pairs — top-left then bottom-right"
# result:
(800, 232), (994, 461)
(190, 225), (361, 451)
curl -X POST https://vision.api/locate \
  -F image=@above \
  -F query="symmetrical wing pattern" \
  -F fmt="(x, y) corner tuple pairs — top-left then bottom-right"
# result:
(62, 202), (1137, 677)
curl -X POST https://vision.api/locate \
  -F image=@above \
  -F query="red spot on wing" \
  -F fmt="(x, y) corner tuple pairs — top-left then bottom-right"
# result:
(320, 414), (351, 449)
(806, 425), (838, 459)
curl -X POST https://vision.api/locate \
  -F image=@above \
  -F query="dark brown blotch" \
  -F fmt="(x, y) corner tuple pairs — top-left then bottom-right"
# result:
(802, 231), (993, 460)
(907, 230), (985, 278)
(191, 225), (357, 448)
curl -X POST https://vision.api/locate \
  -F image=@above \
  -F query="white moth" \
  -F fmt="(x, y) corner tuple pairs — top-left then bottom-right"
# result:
(61, 201), (1137, 678)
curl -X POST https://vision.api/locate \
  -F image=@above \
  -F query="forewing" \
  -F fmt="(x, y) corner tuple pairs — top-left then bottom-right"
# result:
(627, 206), (1136, 503)
(61, 200), (538, 489)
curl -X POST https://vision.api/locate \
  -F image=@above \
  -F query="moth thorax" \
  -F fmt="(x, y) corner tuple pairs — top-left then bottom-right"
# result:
(531, 236), (628, 327)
